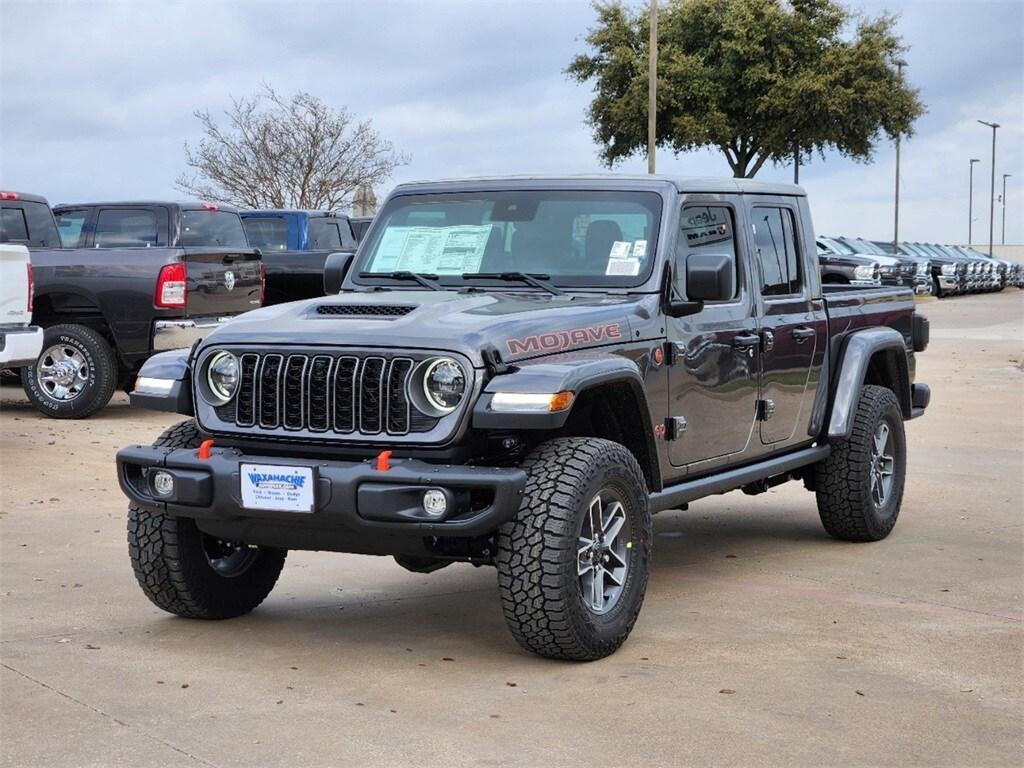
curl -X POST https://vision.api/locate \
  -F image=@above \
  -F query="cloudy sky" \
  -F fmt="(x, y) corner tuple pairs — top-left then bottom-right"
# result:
(2, 0), (1021, 244)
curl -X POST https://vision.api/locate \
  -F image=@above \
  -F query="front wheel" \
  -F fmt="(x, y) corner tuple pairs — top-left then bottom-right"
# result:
(496, 438), (651, 660)
(127, 420), (287, 618)
(815, 385), (907, 541)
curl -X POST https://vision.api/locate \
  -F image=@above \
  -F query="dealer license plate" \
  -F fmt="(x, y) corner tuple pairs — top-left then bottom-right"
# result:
(240, 463), (315, 513)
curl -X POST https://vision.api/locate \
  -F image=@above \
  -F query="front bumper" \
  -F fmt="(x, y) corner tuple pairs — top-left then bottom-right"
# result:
(0, 325), (43, 367)
(153, 316), (237, 352)
(116, 444), (527, 537)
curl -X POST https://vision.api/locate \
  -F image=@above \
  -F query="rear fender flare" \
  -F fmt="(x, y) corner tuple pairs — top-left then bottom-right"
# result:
(827, 328), (911, 439)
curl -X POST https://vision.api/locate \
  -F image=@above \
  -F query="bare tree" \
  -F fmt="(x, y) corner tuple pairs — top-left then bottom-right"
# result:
(176, 86), (408, 210)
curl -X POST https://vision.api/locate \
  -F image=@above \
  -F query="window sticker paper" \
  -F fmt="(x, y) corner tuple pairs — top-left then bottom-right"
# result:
(606, 258), (641, 276)
(609, 240), (632, 259)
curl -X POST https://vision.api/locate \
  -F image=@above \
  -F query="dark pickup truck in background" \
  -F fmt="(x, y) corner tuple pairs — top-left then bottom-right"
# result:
(117, 175), (930, 661)
(0, 193), (263, 418)
(240, 209), (356, 305)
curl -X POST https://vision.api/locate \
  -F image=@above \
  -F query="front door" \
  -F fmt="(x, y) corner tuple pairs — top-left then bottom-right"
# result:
(667, 200), (761, 468)
(747, 202), (824, 444)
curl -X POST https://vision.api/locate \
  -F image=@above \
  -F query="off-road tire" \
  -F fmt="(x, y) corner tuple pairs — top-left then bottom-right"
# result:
(127, 420), (287, 619)
(496, 438), (651, 661)
(815, 385), (906, 542)
(20, 324), (117, 419)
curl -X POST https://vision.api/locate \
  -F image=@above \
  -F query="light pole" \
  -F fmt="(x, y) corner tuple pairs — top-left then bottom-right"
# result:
(969, 158), (980, 245)
(978, 120), (999, 257)
(892, 60), (907, 256)
(647, 0), (658, 174)
(1002, 173), (1012, 245)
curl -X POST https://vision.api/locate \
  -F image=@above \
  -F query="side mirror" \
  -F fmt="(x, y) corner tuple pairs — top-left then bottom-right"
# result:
(686, 252), (734, 302)
(323, 251), (354, 295)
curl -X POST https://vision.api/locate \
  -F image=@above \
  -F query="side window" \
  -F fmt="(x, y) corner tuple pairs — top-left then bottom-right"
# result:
(0, 207), (29, 242)
(243, 216), (288, 250)
(55, 209), (89, 248)
(95, 209), (160, 248)
(334, 218), (357, 249)
(677, 205), (739, 299)
(752, 207), (801, 296)
(308, 218), (342, 250)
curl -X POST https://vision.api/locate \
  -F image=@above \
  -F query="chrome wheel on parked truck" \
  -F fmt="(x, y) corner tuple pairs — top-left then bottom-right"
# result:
(20, 324), (117, 419)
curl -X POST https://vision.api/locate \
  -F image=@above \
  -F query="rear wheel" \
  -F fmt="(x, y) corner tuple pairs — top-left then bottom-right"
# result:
(127, 420), (287, 619)
(815, 385), (906, 541)
(20, 324), (117, 419)
(496, 438), (651, 660)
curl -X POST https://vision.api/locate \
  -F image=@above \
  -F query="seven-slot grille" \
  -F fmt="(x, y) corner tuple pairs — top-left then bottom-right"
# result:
(228, 352), (424, 436)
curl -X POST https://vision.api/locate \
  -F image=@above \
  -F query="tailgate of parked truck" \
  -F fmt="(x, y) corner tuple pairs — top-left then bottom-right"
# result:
(182, 248), (263, 316)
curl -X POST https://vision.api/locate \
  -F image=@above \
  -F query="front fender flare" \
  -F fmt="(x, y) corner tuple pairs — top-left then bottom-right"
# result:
(827, 327), (910, 439)
(129, 348), (194, 415)
(473, 356), (649, 430)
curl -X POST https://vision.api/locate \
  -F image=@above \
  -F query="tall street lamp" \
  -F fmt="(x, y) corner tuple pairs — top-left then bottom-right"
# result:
(1002, 173), (1012, 245)
(892, 60), (907, 256)
(978, 120), (999, 257)
(969, 158), (980, 245)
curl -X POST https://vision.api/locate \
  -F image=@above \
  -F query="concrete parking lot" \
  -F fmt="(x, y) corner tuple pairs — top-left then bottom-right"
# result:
(2, 291), (1022, 768)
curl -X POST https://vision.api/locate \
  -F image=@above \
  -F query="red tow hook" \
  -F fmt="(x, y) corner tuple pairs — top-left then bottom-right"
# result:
(375, 450), (393, 472)
(197, 439), (215, 460)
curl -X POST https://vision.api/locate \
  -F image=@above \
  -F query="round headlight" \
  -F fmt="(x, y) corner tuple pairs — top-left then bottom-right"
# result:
(421, 357), (466, 413)
(206, 351), (239, 404)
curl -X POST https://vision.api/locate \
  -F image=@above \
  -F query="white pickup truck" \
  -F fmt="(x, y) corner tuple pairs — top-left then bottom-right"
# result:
(0, 244), (43, 368)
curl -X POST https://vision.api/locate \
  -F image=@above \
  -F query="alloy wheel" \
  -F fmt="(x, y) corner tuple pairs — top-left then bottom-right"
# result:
(577, 491), (631, 614)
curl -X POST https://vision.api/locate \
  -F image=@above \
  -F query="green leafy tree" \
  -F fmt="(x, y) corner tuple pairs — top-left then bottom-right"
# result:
(567, 0), (925, 177)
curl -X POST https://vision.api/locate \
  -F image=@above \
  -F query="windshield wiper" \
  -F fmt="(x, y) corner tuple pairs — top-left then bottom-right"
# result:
(359, 271), (443, 291)
(461, 272), (564, 296)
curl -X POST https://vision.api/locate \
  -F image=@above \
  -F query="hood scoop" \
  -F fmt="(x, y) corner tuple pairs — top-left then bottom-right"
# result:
(315, 304), (417, 319)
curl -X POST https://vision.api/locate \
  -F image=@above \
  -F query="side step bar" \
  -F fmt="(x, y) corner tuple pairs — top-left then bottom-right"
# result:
(648, 445), (830, 513)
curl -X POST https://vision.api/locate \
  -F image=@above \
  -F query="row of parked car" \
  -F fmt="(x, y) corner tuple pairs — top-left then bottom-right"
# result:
(817, 235), (1022, 297)
(0, 192), (372, 418)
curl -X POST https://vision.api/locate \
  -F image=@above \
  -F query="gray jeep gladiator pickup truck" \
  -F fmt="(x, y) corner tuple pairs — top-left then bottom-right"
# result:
(116, 175), (930, 661)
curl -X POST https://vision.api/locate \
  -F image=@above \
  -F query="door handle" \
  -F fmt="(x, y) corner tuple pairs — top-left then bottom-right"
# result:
(733, 332), (761, 349)
(793, 326), (816, 343)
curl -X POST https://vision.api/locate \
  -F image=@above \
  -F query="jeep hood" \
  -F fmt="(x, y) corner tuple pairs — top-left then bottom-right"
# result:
(202, 290), (660, 367)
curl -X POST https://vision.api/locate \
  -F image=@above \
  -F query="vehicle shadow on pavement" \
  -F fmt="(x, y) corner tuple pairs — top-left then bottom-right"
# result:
(132, 506), (833, 658)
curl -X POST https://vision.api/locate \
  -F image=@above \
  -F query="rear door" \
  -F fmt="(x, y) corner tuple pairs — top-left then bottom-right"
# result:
(178, 208), (262, 315)
(748, 198), (827, 445)
(0, 244), (31, 327)
(667, 197), (761, 468)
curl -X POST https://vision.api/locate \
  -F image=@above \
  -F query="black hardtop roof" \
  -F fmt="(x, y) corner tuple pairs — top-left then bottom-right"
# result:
(391, 173), (806, 197)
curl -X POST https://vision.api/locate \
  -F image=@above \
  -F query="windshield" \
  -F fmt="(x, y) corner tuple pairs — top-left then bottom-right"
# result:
(819, 237), (854, 255)
(355, 190), (662, 288)
(180, 210), (248, 248)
